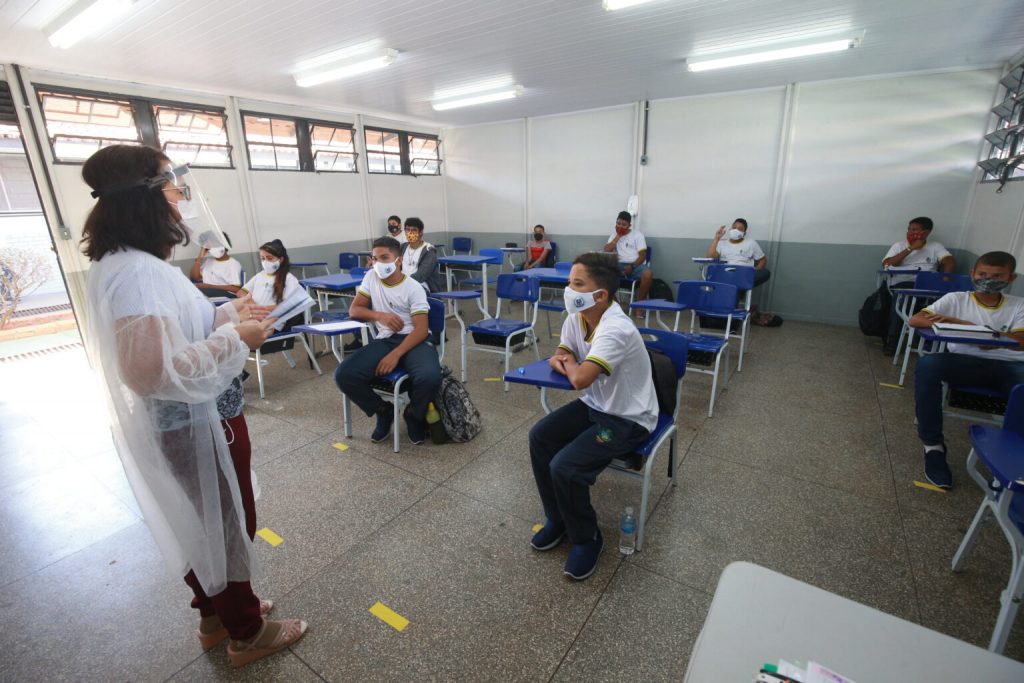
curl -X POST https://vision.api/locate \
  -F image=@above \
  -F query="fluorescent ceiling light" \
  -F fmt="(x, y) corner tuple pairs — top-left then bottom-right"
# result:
(686, 37), (860, 72)
(432, 86), (523, 111)
(604, 0), (661, 10)
(294, 48), (397, 87)
(46, 0), (137, 49)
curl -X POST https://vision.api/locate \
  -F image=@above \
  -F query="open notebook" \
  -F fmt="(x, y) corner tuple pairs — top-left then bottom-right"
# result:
(268, 290), (316, 331)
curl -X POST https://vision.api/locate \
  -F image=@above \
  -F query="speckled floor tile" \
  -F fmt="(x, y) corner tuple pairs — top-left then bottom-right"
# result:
(165, 649), (323, 682)
(244, 408), (323, 467)
(246, 372), (347, 435)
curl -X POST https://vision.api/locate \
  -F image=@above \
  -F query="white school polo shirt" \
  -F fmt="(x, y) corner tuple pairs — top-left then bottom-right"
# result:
(200, 256), (243, 287)
(242, 272), (302, 306)
(715, 238), (765, 266)
(884, 240), (952, 285)
(923, 291), (1024, 362)
(557, 302), (659, 433)
(607, 229), (648, 264)
(357, 271), (429, 339)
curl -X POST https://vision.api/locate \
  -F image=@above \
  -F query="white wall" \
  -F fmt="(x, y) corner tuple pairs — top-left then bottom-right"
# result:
(964, 181), (1024, 261)
(366, 174), (446, 240)
(248, 170), (365, 250)
(443, 120), (525, 234)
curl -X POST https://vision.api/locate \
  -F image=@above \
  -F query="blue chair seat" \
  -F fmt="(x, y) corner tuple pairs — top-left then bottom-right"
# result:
(701, 308), (748, 321)
(679, 332), (728, 354)
(630, 299), (684, 312)
(970, 424), (1024, 493)
(468, 318), (532, 336)
(431, 290), (482, 300)
(635, 413), (675, 457)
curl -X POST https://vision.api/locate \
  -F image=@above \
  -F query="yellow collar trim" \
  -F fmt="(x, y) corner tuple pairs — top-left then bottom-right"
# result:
(971, 292), (1005, 310)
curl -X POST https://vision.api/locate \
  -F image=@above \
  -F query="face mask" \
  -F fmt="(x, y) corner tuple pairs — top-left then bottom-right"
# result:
(728, 229), (745, 241)
(207, 246), (226, 259)
(533, 232), (543, 241)
(564, 287), (600, 314)
(907, 231), (925, 244)
(973, 277), (1010, 294)
(374, 260), (397, 279)
(261, 259), (280, 275)
(173, 198), (201, 236)
(388, 225), (401, 234)
(615, 226), (629, 236)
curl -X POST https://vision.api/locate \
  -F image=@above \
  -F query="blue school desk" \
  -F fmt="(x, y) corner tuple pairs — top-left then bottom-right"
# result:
(438, 254), (499, 317)
(503, 357), (573, 413)
(292, 262), (330, 279)
(897, 322), (1019, 387)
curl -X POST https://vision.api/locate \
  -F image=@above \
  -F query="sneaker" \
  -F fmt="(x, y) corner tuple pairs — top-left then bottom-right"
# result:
(371, 406), (394, 443)
(344, 338), (363, 352)
(405, 409), (426, 445)
(530, 521), (566, 551)
(564, 531), (603, 580)
(924, 447), (952, 489)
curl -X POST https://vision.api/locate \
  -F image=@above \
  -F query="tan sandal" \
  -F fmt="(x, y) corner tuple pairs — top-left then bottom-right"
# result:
(227, 618), (308, 668)
(197, 599), (274, 650)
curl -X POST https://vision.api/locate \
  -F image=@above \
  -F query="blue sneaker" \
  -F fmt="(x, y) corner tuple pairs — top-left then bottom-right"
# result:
(404, 408), (426, 445)
(530, 521), (566, 551)
(924, 447), (952, 489)
(371, 406), (394, 443)
(564, 531), (603, 580)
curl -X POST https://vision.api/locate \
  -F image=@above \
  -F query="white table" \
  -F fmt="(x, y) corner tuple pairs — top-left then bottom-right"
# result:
(684, 562), (1024, 682)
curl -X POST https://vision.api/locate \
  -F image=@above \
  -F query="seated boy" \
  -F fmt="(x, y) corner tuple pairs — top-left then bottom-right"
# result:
(529, 252), (659, 580)
(190, 231), (243, 294)
(334, 237), (442, 445)
(909, 251), (1024, 488)
(604, 211), (652, 305)
(706, 218), (770, 287)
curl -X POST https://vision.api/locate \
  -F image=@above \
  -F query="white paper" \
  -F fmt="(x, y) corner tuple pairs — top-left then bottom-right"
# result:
(805, 661), (857, 683)
(931, 322), (991, 333)
(269, 289), (316, 330)
(302, 321), (367, 333)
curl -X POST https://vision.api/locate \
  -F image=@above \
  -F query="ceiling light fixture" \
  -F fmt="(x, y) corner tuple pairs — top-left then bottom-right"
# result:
(46, 0), (138, 49)
(686, 36), (861, 72)
(294, 47), (398, 87)
(603, 0), (662, 10)
(432, 86), (523, 111)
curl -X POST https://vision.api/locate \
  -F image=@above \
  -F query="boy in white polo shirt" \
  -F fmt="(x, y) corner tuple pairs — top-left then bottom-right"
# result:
(333, 236), (441, 446)
(190, 231), (243, 294)
(909, 251), (1024, 488)
(604, 210), (653, 306)
(706, 218), (770, 288)
(529, 252), (658, 580)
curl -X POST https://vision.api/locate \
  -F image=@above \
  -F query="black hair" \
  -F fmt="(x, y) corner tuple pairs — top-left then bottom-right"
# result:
(909, 217), (934, 231)
(404, 217), (424, 231)
(387, 215), (401, 224)
(976, 251), (1017, 272)
(259, 239), (290, 304)
(80, 145), (187, 261)
(372, 236), (402, 257)
(221, 231), (232, 249)
(617, 211), (632, 224)
(533, 224), (545, 232)
(733, 218), (748, 229)
(573, 252), (620, 297)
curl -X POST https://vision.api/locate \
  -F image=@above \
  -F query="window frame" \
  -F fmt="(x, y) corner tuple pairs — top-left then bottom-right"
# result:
(980, 64), (1024, 185)
(35, 85), (142, 166)
(150, 101), (234, 169)
(307, 118), (358, 174)
(364, 126), (441, 176)
(241, 111), (357, 173)
(240, 111), (303, 172)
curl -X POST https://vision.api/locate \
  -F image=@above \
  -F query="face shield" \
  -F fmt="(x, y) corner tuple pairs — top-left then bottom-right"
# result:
(161, 165), (229, 252)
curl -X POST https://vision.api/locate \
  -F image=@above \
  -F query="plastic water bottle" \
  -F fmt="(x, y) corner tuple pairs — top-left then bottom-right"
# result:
(619, 506), (637, 556)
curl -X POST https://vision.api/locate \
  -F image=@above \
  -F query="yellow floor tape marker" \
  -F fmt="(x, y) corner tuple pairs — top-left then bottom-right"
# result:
(913, 480), (948, 494)
(256, 527), (284, 546)
(879, 383), (904, 389)
(332, 442), (349, 451)
(532, 523), (544, 533)
(369, 601), (409, 631)
(483, 377), (502, 382)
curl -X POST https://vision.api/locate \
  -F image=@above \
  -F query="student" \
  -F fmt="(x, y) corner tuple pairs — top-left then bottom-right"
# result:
(604, 211), (652, 305)
(190, 231), (243, 293)
(707, 219), (770, 288)
(908, 251), (1024, 488)
(528, 252), (658, 580)
(240, 239), (301, 307)
(882, 217), (955, 352)
(334, 236), (442, 445)
(400, 217), (443, 292)
(386, 215), (406, 244)
(518, 225), (551, 271)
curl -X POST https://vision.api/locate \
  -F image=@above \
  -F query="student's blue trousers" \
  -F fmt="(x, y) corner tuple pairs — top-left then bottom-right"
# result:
(333, 335), (441, 423)
(914, 352), (1024, 444)
(529, 399), (650, 544)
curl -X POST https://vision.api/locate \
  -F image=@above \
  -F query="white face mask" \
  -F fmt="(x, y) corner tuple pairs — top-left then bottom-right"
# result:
(728, 228), (745, 241)
(261, 259), (280, 275)
(207, 246), (226, 259)
(374, 260), (397, 279)
(564, 287), (599, 314)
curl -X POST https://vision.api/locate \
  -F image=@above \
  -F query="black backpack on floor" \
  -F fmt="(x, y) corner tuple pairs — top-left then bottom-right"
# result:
(434, 365), (482, 442)
(649, 278), (674, 301)
(858, 283), (892, 338)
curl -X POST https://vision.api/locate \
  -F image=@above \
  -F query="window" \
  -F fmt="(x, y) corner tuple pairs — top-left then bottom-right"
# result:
(153, 105), (232, 167)
(37, 89), (140, 162)
(310, 122), (356, 172)
(241, 113), (356, 172)
(365, 127), (441, 175)
(242, 114), (300, 170)
(981, 63), (1024, 185)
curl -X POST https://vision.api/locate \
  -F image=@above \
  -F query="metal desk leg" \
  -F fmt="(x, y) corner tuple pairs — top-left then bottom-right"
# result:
(540, 386), (552, 414)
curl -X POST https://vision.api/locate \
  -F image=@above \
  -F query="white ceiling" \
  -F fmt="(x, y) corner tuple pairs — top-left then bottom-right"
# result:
(2, 0), (1023, 128)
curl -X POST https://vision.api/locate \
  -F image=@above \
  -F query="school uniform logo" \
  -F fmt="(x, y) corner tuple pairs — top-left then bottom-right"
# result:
(596, 427), (613, 444)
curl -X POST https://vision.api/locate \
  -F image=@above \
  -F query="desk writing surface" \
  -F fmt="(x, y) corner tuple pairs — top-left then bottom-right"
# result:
(503, 358), (574, 390)
(915, 326), (1019, 348)
(523, 268), (569, 284)
(300, 274), (362, 291)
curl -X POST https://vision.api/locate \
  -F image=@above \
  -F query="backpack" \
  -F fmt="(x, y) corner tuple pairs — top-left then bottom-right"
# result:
(434, 365), (482, 442)
(647, 348), (677, 416)
(858, 283), (892, 338)
(649, 278), (674, 301)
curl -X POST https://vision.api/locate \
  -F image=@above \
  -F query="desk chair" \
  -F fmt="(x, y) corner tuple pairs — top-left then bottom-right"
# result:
(607, 328), (687, 552)
(619, 246), (653, 305)
(537, 260), (572, 338)
(338, 252), (360, 272)
(704, 264), (755, 371)
(452, 237), (473, 254)
(430, 289), (485, 381)
(460, 248), (503, 289)
(466, 273), (541, 391)
(892, 272), (972, 369)
(249, 313), (322, 399)
(952, 383), (1024, 654)
(341, 298), (446, 453)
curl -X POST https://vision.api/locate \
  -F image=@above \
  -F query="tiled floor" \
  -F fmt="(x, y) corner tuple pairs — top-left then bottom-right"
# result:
(1, 314), (1022, 681)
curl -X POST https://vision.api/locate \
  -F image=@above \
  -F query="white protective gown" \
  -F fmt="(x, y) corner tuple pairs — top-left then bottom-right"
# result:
(85, 247), (257, 595)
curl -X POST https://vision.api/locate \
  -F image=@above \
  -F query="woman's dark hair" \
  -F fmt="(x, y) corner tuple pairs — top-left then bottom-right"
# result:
(80, 145), (187, 261)
(259, 239), (290, 304)
(573, 252), (620, 297)
(733, 218), (748, 229)
(404, 217), (424, 231)
(617, 211), (632, 224)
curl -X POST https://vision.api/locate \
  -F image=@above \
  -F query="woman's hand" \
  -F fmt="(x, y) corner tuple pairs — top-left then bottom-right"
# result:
(230, 293), (275, 322)
(235, 318), (277, 350)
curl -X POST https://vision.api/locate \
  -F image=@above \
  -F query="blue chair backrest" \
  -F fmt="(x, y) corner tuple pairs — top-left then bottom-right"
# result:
(452, 237), (472, 253)
(915, 272), (972, 293)
(554, 260), (572, 272)
(545, 241), (558, 267)
(479, 247), (503, 264)
(705, 264), (755, 291)
(644, 245), (652, 264)
(496, 273), (540, 302)
(675, 280), (738, 316)
(339, 252), (359, 271)
(637, 328), (688, 380)
(350, 266), (369, 278)
(240, 269), (246, 284)
(426, 298), (446, 336)
(1003, 384), (1024, 438)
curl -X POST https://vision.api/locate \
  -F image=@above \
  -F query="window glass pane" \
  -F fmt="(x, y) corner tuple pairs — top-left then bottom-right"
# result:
(411, 158), (439, 175)
(271, 119), (297, 146)
(408, 134), (440, 175)
(364, 129), (400, 154)
(38, 90), (140, 161)
(310, 124), (355, 172)
(274, 145), (300, 170)
(243, 114), (299, 170)
(247, 143), (279, 169)
(243, 115), (274, 144)
(154, 106), (231, 167)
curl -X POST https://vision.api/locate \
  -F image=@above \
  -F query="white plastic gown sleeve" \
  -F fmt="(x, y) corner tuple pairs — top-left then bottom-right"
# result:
(84, 248), (257, 595)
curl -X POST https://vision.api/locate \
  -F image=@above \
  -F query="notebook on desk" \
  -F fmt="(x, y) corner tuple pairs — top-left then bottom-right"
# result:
(931, 322), (998, 339)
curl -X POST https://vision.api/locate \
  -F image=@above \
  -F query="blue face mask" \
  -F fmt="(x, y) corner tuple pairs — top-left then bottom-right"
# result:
(973, 277), (1010, 294)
